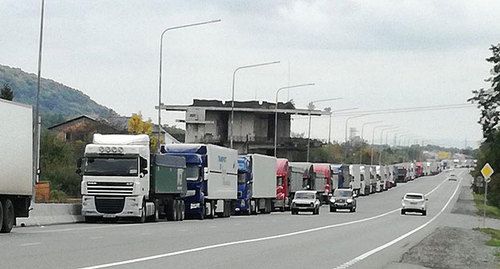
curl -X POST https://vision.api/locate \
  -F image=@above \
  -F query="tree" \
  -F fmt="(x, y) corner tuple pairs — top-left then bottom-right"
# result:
(469, 44), (500, 141)
(127, 113), (160, 150)
(0, 84), (14, 101)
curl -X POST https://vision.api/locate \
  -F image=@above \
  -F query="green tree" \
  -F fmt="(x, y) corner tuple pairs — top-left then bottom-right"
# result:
(40, 131), (81, 197)
(469, 43), (500, 142)
(0, 83), (14, 101)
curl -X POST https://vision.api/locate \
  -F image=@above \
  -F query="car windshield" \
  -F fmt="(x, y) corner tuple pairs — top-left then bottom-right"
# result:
(83, 157), (138, 177)
(405, 194), (423, 200)
(334, 189), (352, 197)
(295, 192), (315, 199)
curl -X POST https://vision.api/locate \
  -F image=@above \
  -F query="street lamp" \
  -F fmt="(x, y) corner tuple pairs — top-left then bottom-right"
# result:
(230, 61), (280, 149)
(306, 98), (342, 162)
(157, 19), (221, 151)
(344, 114), (368, 143)
(359, 121), (383, 164)
(378, 127), (397, 164)
(274, 83), (315, 157)
(33, 0), (45, 189)
(370, 125), (391, 166)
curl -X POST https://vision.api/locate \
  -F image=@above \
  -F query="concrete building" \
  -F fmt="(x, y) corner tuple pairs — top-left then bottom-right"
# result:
(159, 99), (330, 157)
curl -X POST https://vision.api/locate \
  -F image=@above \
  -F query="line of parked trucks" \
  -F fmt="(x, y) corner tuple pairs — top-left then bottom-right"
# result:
(76, 133), (444, 223)
(0, 99), (445, 232)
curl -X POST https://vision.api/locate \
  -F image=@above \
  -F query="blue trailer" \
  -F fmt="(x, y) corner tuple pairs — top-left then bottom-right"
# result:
(163, 144), (238, 220)
(234, 154), (276, 215)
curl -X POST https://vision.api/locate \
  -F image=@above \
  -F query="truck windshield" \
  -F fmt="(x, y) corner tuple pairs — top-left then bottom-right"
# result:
(238, 174), (246, 184)
(186, 166), (200, 181)
(84, 157), (138, 177)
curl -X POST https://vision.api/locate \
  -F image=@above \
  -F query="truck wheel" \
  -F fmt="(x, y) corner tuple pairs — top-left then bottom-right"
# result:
(198, 203), (205, 220)
(422, 210), (427, 216)
(166, 200), (175, 221)
(180, 201), (185, 221)
(401, 209), (405, 215)
(146, 203), (158, 222)
(0, 201), (3, 230)
(1, 199), (15, 233)
(291, 209), (297, 215)
(174, 200), (180, 221)
(330, 207), (336, 212)
(137, 202), (146, 223)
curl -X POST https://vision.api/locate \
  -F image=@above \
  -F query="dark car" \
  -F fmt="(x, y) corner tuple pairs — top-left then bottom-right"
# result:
(330, 188), (357, 212)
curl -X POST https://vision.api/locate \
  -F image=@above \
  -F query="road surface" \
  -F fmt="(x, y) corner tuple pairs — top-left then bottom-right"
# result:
(0, 169), (469, 269)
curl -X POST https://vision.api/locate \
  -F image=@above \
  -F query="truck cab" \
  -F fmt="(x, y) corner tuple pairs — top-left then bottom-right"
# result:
(80, 134), (154, 222)
(163, 144), (237, 219)
(275, 158), (290, 211)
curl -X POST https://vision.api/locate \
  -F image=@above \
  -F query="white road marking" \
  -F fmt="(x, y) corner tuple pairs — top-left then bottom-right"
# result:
(19, 242), (41, 247)
(333, 178), (462, 269)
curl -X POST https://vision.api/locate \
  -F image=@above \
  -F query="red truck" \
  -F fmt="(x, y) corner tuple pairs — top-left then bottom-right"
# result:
(313, 164), (333, 204)
(415, 162), (424, 178)
(275, 158), (290, 211)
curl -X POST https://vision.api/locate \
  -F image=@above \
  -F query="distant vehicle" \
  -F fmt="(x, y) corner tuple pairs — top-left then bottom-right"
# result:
(0, 99), (34, 233)
(396, 166), (408, 183)
(448, 173), (458, 181)
(329, 188), (357, 212)
(291, 190), (320, 215)
(401, 193), (427, 216)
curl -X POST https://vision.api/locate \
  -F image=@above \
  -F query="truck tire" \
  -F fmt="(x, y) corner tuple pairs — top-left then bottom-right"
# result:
(146, 202), (158, 222)
(137, 202), (146, 223)
(0, 200), (3, 230)
(1, 199), (15, 233)
(181, 200), (186, 221)
(422, 210), (427, 216)
(291, 209), (298, 215)
(330, 207), (336, 212)
(198, 202), (205, 220)
(401, 209), (405, 215)
(166, 200), (175, 221)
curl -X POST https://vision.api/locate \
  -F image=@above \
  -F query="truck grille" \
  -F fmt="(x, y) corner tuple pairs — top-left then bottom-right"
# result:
(95, 197), (125, 214)
(87, 182), (134, 195)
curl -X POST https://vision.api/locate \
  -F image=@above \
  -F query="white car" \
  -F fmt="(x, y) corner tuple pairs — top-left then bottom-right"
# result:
(401, 193), (427, 216)
(291, 190), (321, 215)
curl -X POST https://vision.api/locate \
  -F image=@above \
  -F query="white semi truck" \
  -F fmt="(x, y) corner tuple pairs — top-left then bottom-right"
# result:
(0, 99), (34, 233)
(79, 134), (189, 222)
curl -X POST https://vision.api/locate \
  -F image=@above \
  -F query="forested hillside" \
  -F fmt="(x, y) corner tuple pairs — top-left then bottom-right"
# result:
(0, 64), (118, 126)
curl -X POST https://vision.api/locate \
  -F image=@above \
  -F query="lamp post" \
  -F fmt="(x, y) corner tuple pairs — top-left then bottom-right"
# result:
(230, 61), (280, 149)
(359, 121), (382, 164)
(33, 0), (45, 190)
(370, 125), (391, 166)
(157, 19), (221, 151)
(306, 98), (342, 162)
(274, 83), (315, 157)
(379, 127), (398, 164)
(344, 114), (368, 143)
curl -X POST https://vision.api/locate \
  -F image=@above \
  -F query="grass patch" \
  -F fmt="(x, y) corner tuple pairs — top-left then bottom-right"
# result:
(473, 193), (500, 219)
(478, 228), (500, 247)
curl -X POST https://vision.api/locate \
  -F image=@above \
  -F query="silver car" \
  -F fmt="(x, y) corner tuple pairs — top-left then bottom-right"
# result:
(291, 190), (321, 215)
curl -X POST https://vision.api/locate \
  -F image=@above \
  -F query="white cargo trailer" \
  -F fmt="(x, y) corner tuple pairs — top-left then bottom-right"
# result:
(249, 154), (276, 199)
(0, 99), (33, 233)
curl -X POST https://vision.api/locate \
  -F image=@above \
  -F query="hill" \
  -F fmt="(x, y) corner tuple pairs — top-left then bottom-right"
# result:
(0, 64), (118, 127)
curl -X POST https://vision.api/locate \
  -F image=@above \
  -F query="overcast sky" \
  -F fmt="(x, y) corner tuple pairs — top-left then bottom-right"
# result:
(2, 1), (499, 148)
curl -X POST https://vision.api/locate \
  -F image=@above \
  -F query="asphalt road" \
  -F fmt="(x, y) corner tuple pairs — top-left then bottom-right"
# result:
(1, 169), (469, 269)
